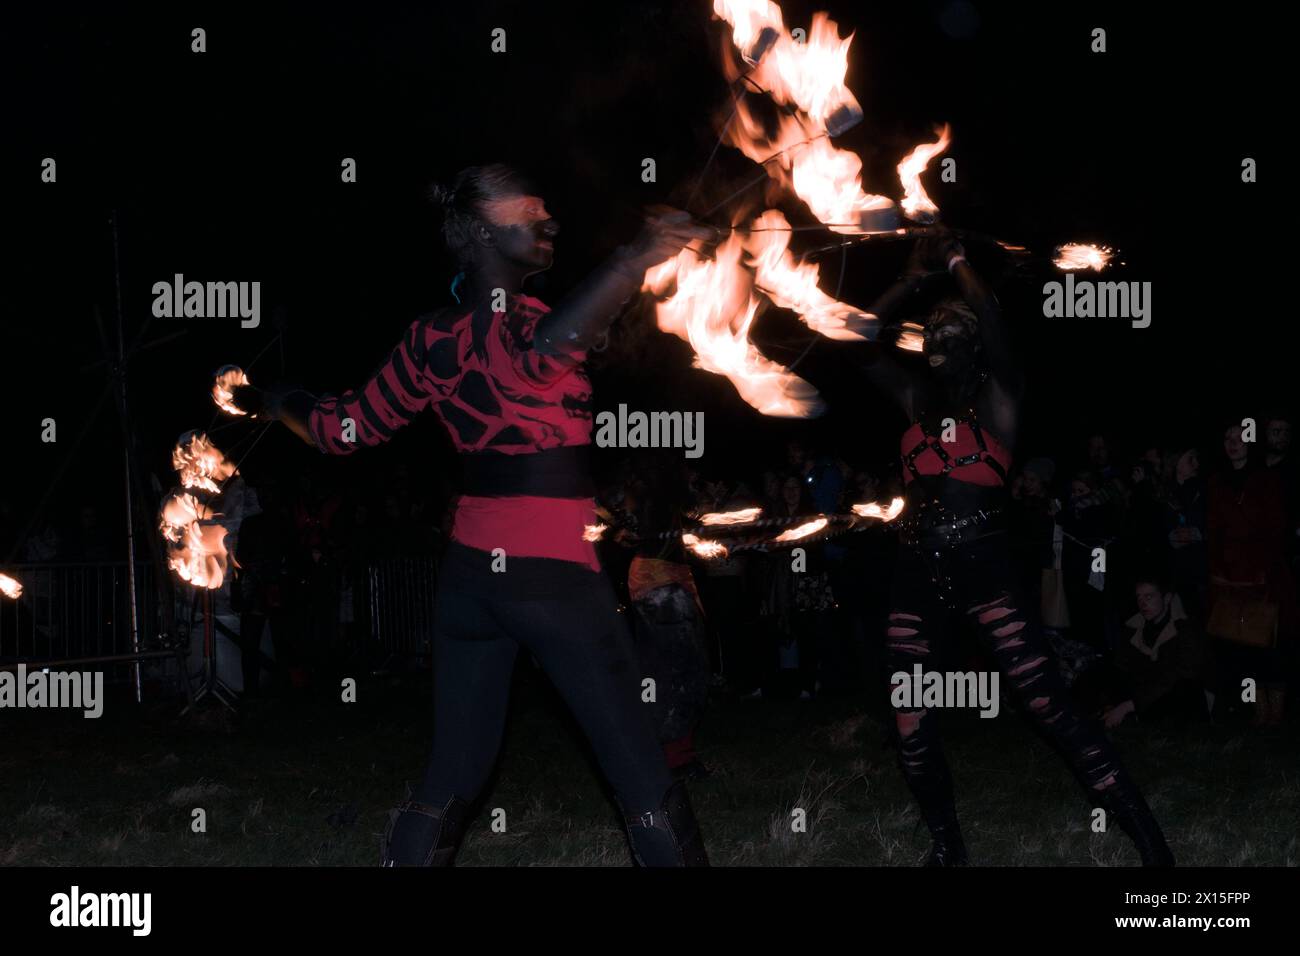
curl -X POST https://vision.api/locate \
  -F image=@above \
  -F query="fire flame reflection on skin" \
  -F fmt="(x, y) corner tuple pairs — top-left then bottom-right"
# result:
(0, 573), (23, 600)
(1053, 243), (1113, 272)
(851, 496), (905, 521)
(212, 365), (250, 416)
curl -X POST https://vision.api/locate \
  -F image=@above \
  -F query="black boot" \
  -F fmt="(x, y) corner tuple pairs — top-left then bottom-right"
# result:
(1099, 777), (1174, 866)
(904, 761), (969, 866)
(924, 819), (969, 867)
(620, 780), (710, 866)
(380, 793), (470, 866)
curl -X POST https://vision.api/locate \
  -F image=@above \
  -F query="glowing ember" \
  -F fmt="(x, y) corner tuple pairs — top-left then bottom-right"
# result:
(746, 210), (876, 341)
(682, 532), (729, 559)
(1054, 243), (1113, 272)
(172, 431), (236, 493)
(0, 573), (23, 600)
(895, 322), (925, 353)
(583, 523), (608, 542)
(699, 507), (763, 525)
(897, 124), (951, 222)
(852, 496), (905, 522)
(773, 517), (829, 542)
(643, 237), (824, 417)
(212, 365), (251, 416)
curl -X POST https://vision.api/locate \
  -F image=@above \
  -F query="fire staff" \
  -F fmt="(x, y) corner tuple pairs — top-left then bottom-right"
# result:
(234, 164), (714, 866)
(848, 228), (1174, 866)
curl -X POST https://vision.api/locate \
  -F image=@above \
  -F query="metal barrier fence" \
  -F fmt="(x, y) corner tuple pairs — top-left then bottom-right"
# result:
(368, 555), (438, 668)
(1, 556), (438, 684)
(0, 562), (176, 675)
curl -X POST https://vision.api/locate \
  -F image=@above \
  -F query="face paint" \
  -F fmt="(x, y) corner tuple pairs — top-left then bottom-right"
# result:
(923, 320), (976, 376)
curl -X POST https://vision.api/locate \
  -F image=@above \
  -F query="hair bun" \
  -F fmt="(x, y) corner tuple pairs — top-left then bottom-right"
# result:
(427, 182), (457, 208)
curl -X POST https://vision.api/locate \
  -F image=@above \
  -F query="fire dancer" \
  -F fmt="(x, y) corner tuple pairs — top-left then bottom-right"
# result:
(850, 227), (1173, 865)
(230, 164), (714, 866)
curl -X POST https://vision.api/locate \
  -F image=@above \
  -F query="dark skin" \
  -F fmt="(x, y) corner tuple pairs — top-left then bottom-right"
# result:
(852, 227), (1022, 508)
(452, 191), (716, 351)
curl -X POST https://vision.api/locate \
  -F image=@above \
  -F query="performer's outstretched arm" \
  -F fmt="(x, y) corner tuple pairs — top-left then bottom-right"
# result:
(534, 209), (715, 356)
(234, 316), (452, 455)
(939, 234), (1021, 397)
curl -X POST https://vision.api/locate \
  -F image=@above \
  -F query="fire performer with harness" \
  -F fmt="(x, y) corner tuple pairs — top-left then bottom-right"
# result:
(848, 226), (1174, 866)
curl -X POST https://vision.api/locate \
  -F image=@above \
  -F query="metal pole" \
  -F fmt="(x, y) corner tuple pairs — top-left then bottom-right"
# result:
(110, 212), (144, 704)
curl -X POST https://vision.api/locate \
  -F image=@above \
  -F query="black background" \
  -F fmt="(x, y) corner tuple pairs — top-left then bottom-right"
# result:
(3, 1), (1280, 525)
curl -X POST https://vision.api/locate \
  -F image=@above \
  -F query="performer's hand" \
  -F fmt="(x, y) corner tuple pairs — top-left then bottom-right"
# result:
(916, 225), (966, 272)
(621, 207), (719, 270)
(230, 384), (266, 418)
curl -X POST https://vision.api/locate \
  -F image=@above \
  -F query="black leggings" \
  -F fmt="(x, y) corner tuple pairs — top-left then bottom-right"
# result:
(403, 561), (680, 862)
(886, 532), (1133, 831)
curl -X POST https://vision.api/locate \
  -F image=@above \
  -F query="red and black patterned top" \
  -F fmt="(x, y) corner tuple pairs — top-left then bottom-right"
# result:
(307, 294), (601, 569)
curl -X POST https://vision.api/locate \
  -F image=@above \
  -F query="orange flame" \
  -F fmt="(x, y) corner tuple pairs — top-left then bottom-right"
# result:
(895, 322), (925, 353)
(897, 124), (951, 222)
(159, 490), (230, 590)
(682, 532), (729, 559)
(0, 573), (22, 600)
(713, 0), (783, 56)
(583, 523), (608, 542)
(1054, 243), (1112, 271)
(212, 365), (250, 416)
(772, 516), (829, 542)
(643, 238), (824, 417)
(699, 507), (763, 525)
(852, 496), (905, 522)
(172, 431), (237, 494)
(746, 209), (876, 340)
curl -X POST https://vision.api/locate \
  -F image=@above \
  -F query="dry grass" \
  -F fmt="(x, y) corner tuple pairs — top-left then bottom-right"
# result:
(1, 672), (1296, 867)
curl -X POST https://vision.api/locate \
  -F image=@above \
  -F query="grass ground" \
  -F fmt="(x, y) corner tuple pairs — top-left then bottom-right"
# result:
(2, 670), (1296, 866)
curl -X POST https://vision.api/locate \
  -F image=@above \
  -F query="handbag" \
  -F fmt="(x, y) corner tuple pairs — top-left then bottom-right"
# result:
(1207, 580), (1279, 648)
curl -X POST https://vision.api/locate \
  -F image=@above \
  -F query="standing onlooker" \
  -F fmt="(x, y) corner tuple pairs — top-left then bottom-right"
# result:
(1207, 421), (1295, 726)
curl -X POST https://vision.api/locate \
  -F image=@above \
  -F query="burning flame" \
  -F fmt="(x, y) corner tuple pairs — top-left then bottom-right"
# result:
(159, 490), (231, 590)
(682, 532), (729, 559)
(897, 124), (951, 222)
(160, 491), (213, 544)
(1054, 243), (1112, 272)
(852, 496), (905, 522)
(643, 238), (824, 417)
(583, 523), (608, 542)
(895, 321), (925, 353)
(713, 0), (783, 58)
(772, 516), (829, 542)
(699, 507), (763, 525)
(0, 573), (23, 600)
(172, 431), (236, 494)
(746, 210), (875, 341)
(212, 365), (251, 416)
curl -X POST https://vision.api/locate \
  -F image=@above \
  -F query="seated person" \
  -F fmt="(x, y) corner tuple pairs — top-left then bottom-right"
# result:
(1104, 574), (1215, 727)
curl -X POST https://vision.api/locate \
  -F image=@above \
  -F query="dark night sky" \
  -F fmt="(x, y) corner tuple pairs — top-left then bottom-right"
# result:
(2, 1), (1281, 536)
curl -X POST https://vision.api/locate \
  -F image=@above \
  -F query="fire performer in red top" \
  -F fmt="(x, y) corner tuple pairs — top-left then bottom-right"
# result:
(233, 164), (714, 866)
(852, 228), (1173, 866)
